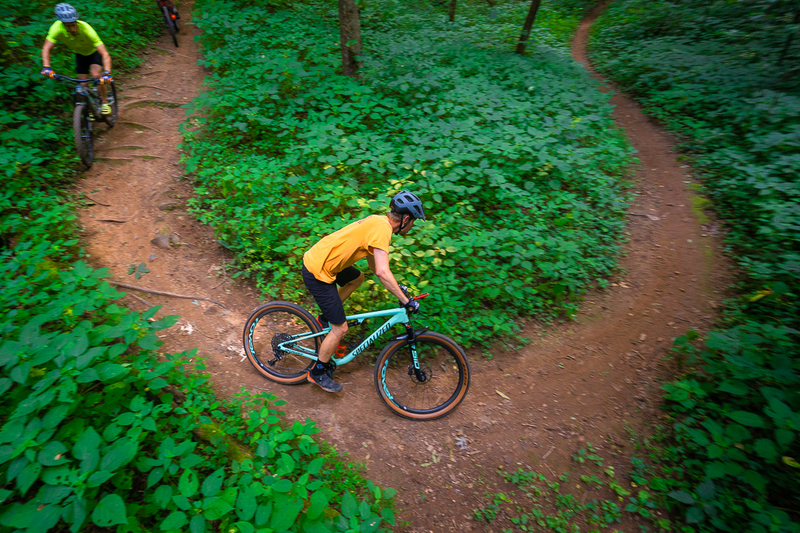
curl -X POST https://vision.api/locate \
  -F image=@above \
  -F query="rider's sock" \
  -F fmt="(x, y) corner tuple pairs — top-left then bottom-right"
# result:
(310, 361), (327, 376)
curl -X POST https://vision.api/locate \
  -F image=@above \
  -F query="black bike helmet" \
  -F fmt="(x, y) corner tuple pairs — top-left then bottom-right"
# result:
(390, 190), (426, 221)
(55, 3), (79, 22)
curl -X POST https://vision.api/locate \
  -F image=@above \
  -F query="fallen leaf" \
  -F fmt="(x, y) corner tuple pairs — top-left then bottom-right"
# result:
(496, 390), (510, 400)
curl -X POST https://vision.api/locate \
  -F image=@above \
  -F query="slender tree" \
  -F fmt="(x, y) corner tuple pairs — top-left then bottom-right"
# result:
(448, 0), (457, 23)
(515, 0), (542, 55)
(338, 0), (363, 78)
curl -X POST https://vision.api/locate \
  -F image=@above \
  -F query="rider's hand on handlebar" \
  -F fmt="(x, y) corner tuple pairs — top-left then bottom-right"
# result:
(41, 67), (55, 78)
(404, 299), (420, 314)
(101, 71), (114, 84)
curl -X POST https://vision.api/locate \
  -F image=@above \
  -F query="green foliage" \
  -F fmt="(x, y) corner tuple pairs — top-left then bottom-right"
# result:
(1, 3), (395, 531)
(184, 0), (633, 346)
(127, 261), (150, 279)
(1, 0), (161, 181)
(429, 0), (600, 54)
(0, 250), (394, 531)
(483, 457), (675, 532)
(589, 1), (800, 531)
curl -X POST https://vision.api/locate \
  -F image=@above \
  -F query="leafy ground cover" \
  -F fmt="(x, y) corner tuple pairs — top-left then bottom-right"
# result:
(1, 2), (393, 531)
(469, 443), (685, 532)
(183, 0), (632, 347)
(589, 1), (800, 531)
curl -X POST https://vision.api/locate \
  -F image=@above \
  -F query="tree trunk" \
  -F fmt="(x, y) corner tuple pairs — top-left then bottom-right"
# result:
(338, 0), (363, 78)
(515, 0), (542, 55)
(449, 0), (457, 22)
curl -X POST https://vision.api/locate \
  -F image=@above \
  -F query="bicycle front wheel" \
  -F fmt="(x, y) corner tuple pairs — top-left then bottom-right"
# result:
(73, 105), (93, 168)
(374, 331), (470, 420)
(162, 5), (178, 47)
(104, 82), (118, 128)
(242, 301), (321, 384)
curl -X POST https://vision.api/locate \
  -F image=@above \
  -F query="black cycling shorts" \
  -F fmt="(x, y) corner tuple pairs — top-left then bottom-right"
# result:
(75, 51), (103, 75)
(302, 264), (361, 326)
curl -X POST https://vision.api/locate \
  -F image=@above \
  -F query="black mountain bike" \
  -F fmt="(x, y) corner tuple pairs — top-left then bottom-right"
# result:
(54, 75), (118, 169)
(157, 0), (180, 47)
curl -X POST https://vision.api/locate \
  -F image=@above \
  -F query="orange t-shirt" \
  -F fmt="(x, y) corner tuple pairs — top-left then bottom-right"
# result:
(303, 215), (392, 283)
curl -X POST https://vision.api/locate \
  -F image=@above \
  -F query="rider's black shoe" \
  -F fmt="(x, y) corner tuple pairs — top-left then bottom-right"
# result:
(307, 364), (342, 393)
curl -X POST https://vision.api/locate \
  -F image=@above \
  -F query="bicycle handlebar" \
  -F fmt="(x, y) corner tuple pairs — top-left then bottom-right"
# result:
(53, 74), (102, 85)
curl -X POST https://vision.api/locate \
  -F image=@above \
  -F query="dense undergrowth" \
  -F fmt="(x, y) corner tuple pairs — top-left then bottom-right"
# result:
(1, 2), (392, 531)
(590, 1), (800, 531)
(184, 0), (631, 347)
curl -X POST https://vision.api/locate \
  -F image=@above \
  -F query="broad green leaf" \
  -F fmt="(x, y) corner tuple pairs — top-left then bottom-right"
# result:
(233, 521), (255, 533)
(73, 427), (101, 460)
(686, 506), (704, 523)
(202, 468), (225, 497)
(91, 494), (128, 527)
(727, 411), (765, 428)
(754, 439), (778, 461)
(269, 498), (302, 530)
(341, 491), (357, 519)
(307, 490), (328, 520)
(272, 478), (292, 493)
(306, 456), (325, 475)
(161, 511), (188, 530)
(203, 498), (233, 520)
(38, 441), (68, 466)
(147, 467), (164, 489)
(190, 514), (206, 533)
(179, 468), (199, 497)
(100, 438), (138, 472)
(154, 485), (172, 509)
(87, 470), (114, 487)
(235, 485), (257, 521)
(16, 462), (42, 495)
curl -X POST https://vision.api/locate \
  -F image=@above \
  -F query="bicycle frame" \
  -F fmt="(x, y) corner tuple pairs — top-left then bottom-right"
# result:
(275, 306), (419, 366)
(58, 76), (103, 117)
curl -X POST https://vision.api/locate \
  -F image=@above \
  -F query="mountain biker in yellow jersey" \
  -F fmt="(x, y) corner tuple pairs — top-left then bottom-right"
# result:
(41, 3), (114, 115)
(302, 191), (426, 392)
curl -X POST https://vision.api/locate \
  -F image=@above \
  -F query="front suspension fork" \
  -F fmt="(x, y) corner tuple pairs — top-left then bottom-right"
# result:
(404, 323), (426, 382)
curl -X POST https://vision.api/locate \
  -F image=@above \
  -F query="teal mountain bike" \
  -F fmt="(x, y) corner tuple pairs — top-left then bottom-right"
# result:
(242, 287), (470, 420)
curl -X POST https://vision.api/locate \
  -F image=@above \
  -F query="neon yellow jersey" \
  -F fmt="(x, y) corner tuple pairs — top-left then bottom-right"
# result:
(46, 20), (103, 56)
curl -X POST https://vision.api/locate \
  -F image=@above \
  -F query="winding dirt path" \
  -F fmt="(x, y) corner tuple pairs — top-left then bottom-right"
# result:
(77, 4), (730, 532)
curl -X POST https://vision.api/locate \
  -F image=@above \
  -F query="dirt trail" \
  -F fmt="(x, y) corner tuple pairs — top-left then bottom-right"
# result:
(78, 4), (730, 531)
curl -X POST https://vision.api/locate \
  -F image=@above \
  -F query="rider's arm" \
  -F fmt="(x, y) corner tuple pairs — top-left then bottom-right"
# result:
(96, 43), (112, 72)
(42, 39), (55, 68)
(372, 248), (411, 304)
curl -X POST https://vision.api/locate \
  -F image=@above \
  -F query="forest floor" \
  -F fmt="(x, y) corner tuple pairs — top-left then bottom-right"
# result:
(76, 3), (732, 531)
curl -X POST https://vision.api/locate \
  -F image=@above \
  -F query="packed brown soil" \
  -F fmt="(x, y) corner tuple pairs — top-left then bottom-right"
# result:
(76, 3), (731, 531)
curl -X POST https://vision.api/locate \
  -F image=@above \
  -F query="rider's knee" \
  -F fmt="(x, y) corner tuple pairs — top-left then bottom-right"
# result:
(331, 321), (348, 338)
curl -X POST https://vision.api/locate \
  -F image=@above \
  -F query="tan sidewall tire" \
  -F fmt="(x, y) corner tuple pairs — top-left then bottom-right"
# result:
(374, 331), (470, 420)
(242, 301), (320, 384)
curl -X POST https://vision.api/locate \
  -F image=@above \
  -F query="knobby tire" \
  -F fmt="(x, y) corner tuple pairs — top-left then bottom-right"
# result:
(374, 331), (470, 420)
(104, 82), (118, 128)
(73, 105), (93, 168)
(242, 301), (321, 384)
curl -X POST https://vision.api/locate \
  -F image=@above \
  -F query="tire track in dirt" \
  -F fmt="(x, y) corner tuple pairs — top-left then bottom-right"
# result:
(78, 4), (731, 532)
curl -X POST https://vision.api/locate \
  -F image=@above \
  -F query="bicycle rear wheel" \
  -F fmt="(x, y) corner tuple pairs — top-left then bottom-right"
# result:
(104, 82), (118, 128)
(162, 5), (178, 47)
(242, 301), (321, 384)
(73, 105), (93, 169)
(374, 331), (470, 420)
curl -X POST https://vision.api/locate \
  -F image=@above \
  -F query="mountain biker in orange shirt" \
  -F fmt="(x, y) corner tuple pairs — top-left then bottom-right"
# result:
(302, 191), (426, 392)
(41, 3), (114, 115)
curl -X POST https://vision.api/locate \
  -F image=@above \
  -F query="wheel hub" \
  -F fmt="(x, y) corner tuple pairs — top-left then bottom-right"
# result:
(269, 333), (293, 365)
